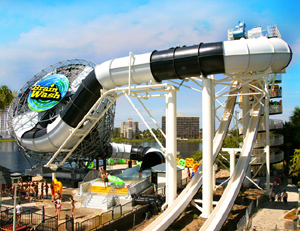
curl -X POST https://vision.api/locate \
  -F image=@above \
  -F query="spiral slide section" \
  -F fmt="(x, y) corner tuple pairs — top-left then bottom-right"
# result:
(143, 86), (237, 231)
(16, 37), (291, 162)
(200, 101), (262, 231)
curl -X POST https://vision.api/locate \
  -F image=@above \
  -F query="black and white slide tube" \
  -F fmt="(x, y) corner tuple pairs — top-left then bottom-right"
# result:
(106, 143), (165, 170)
(19, 37), (292, 155)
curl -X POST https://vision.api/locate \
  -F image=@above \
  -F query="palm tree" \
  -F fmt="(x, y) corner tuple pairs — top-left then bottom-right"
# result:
(0, 85), (14, 110)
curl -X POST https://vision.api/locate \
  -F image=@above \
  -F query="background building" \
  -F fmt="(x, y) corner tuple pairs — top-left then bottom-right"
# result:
(162, 113), (200, 139)
(0, 110), (10, 138)
(120, 118), (139, 139)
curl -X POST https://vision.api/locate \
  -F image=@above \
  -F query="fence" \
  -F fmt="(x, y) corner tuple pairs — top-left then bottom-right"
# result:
(75, 200), (134, 231)
(0, 206), (57, 230)
(36, 216), (58, 231)
(236, 194), (269, 231)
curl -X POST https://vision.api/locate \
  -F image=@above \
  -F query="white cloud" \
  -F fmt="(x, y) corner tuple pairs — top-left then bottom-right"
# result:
(0, 0), (298, 130)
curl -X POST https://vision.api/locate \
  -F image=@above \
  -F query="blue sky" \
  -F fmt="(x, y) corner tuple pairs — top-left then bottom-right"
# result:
(0, 0), (299, 130)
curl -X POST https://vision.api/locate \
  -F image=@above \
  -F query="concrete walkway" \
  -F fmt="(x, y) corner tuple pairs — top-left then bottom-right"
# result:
(250, 181), (299, 231)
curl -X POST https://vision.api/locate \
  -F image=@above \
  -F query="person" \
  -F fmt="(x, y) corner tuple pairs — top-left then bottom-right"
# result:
(28, 183), (35, 202)
(34, 183), (39, 200)
(70, 195), (77, 219)
(98, 168), (103, 180)
(103, 171), (109, 188)
(16, 202), (24, 226)
(19, 185), (27, 200)
(187, 168), (191, 179)
(282, 190), (288, 204)
(274, 175), (279, 187)
(55, 195), (62, 220)
(270, 189), (276, 204)
(45, 182), (49, 199)
(276, 191), (281, 202)
(139, 169), (143, 179)
(40, 182), (44, 200)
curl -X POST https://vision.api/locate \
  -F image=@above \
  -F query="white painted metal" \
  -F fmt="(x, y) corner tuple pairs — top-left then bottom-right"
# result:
(95, 52), (155, 90)
(143, 85), (237, 231)
(201, 76), (214, 218)
(165, 87), (177, 206)
(242, 85), (251, 187)
(200, 98), (262, 231)
(223, 37), (291, 74)
(230, 150), (236, 177)
(265, 82), (271, 192)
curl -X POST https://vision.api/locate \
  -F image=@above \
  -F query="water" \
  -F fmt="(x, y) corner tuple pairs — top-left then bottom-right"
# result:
(0, 140), (202, 174)
(0, 141), (37, 174)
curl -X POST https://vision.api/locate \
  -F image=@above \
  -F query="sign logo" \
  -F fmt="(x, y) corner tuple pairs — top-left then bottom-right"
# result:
(28, 74), (69, 112)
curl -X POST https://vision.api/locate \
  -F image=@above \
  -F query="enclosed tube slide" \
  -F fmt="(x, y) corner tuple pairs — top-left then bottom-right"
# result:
(107, 143), (164, 170)
(17, 37), (292, 162)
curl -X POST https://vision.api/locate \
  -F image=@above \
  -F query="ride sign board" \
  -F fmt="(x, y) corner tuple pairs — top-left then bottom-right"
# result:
(28, 74), (69, 112)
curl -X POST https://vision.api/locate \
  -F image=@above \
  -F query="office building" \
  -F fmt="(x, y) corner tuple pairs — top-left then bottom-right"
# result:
(120, 118), (139, 139)
(162, 113), (200, 139)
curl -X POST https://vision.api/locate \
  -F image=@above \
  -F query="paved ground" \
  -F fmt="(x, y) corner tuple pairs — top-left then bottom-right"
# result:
(250, 180), (299, 231)
(1, 186), (105, 225)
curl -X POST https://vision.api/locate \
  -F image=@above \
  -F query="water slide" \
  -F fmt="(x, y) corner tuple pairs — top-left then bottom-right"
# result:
(14, 37), (291, 158)
(199, 100), (262, 231)
(143, 86), (238, 231)
(11, 36), (291, 228)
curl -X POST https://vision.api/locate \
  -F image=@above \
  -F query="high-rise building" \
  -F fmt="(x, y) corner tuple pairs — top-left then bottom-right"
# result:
(0, 110), (10, 138)
(162, 113), (200, 139)
(120, 118), (139, 139)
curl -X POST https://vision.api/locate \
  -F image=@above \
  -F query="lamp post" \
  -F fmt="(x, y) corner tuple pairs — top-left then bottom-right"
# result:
(11, 173), (21, 231)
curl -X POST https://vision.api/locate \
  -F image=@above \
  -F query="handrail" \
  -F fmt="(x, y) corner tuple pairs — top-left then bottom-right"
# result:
(80, 181), (92, 207)
(82, 169), (99, 183)
(102, 185), (116, 204)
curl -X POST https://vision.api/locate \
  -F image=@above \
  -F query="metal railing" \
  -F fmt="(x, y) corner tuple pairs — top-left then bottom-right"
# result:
(0, 206), (56, 230)
(76, 201), (134, 231)
(36, 216), (58, 231)
(102, 185), (116, 208)
(55, 215), (73, 231)
(254, 134), (284, 148)
(251, 150), (284, 165)
(236, 194), (269, 231)
(80, 181), (92, 207)
(258, 118), (283, 131)
(82, 170), (99, 183)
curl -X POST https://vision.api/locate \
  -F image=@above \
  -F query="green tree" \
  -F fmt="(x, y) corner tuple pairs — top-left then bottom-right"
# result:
(191, 151), (202, 161)
(289, 149), (300, 177)
(289, 107), (300, 144)
(113, 128), (120, 138)
(278, 107), (300, 175)
(289, 149), (300, 186)
(0, 85), (14, 110)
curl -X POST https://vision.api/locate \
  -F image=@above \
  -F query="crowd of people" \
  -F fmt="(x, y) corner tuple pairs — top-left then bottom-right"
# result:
(1, 178), (78, 225)
(1, 179), (50, 202)
(270, 174), (288, 205)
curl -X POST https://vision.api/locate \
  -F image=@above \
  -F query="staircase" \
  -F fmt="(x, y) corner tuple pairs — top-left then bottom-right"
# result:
(84, 194), (115, 210)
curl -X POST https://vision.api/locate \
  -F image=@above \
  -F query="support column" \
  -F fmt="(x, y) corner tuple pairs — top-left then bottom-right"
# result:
(230, 150), (236, 177)
(52, 172), (56, 180)
(265, 83), (271, 193)
(166, 87), (177, 206)
(242, 85), (251, 187)
(201, 76), (213, 218)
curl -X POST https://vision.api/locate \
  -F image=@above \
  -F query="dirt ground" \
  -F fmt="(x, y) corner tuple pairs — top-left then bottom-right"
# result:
(129, 170), (266, 231)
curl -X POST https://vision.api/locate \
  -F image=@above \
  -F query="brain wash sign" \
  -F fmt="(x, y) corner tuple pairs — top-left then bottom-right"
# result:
(28, 74), (69, 112)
